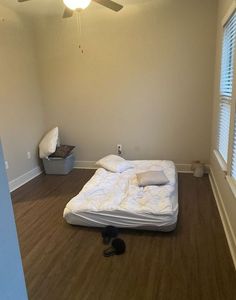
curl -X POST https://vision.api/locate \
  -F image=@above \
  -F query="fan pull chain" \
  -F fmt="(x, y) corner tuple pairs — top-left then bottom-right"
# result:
(76, 11), (84, 54)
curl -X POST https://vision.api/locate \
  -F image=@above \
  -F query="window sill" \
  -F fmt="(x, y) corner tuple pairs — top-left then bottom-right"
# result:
(213, 150), (236, 198)
(213, 149), (227, 174)
(226, 176), (236, 198)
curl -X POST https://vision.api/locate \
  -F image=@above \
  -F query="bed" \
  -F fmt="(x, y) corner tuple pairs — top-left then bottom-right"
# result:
(63, 160), (178, 231)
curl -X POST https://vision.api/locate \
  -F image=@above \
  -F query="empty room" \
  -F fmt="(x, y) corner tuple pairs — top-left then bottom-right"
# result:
(0, 0), (236, 299)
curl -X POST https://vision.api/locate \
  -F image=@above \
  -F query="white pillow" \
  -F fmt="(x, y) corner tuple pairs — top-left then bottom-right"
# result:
(137, 171), (169, 187)
(96, 155), (133, 173)
(39, 127), (59, 159)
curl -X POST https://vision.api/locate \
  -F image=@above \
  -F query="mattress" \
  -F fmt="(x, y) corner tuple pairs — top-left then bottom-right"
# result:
(63, 160), (178, 231)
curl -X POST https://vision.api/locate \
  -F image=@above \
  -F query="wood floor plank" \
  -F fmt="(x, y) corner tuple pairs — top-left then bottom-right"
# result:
(12, 171), (236, 300)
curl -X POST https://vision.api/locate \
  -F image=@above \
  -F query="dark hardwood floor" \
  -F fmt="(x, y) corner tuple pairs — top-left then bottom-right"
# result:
(12, 170), (236, 300)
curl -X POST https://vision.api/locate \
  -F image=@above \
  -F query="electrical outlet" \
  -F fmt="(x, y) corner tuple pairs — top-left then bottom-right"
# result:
(117, 144), (122, 156)
(27, 152), (31, 159)
(5, 161), (9, 170)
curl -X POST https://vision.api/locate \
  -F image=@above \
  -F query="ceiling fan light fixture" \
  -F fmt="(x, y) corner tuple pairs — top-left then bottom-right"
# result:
(63, 0), (91, 10)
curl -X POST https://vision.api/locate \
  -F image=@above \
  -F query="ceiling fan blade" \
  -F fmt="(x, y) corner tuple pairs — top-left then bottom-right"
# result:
(93, 0), (123, 12)
(63, 7), (74, 18)
(17, 0), (31, 2)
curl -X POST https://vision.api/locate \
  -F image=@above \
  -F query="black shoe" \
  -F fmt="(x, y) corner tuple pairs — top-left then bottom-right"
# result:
(103, 238), (126, 257)
(101, 226), (119, 245)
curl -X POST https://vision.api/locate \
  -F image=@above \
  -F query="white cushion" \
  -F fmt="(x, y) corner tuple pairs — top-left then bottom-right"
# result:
(39, 127), (59, 159)
(96, 155), (133, 173)
(137, 171), (169, 187)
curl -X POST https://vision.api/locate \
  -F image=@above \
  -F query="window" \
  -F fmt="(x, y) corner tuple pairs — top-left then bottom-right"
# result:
(215, 5), (236, 194)
(217, 11), (236, 164)
(231, 117), (236, 179)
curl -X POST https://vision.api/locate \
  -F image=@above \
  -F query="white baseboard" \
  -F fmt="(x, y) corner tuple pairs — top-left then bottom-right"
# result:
(209, 167), (236, 270)
(6, 162), (193, 192)
(175, 163), (210, 173)
(9, 166), (42, 192)
(74, 161), (193, 172)
(175, 164), (192, 173)
(74, 161), (208, 174)
(74, 161), (97, 169)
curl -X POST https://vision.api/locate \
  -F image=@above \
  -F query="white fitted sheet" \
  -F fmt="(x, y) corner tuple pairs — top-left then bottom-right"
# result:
(63, 160), (178, 231)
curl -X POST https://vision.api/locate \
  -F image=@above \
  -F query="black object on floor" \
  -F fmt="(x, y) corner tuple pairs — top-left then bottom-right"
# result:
(103, 238), (126, 257)
(101, 226), (119, 245)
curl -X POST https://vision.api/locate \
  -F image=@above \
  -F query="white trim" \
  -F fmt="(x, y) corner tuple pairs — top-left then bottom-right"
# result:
(226, 175), (236, 198)
(209, 167), (236, 270)
(175, 164), (192, 173)
(213, 149), (236, 198)
(213, 149), (227, 172)
(9, 166), (42, 192)
(74, 161), (194, 172)
(74, 161), (97, 169)
(222, 1), (236, 26)
(175, 163), (210, 174)
(74, 161), (210, 174)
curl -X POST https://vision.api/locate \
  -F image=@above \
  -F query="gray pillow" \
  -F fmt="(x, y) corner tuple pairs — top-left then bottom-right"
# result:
(137, 171), (169, 187)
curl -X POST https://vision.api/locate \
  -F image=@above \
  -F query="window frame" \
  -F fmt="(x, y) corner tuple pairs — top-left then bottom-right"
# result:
(215, 2), (236, 194)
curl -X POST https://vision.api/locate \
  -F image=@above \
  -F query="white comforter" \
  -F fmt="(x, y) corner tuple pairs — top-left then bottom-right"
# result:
(64, 160), (177, 216)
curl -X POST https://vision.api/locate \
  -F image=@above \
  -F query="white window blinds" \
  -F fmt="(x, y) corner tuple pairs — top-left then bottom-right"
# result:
(218, 12), (236, 163)
(231, 116), (236, 179)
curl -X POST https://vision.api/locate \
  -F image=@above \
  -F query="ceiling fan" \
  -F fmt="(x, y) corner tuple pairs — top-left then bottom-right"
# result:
(17, 0), (123, 18)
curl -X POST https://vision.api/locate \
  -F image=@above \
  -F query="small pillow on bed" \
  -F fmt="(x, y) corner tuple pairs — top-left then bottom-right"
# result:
(137, 171), (169, 187)
(96, 155), (133, 173)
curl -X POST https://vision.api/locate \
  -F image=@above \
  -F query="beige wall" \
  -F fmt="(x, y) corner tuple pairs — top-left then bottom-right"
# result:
(210, 0), (236, 254)
(0, 4), (45, 181)
(0, 0), (218, 182)
(34, 0), (217, 163)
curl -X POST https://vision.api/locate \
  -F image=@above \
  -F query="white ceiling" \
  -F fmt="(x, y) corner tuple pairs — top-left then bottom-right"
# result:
(0, 0), (151, 17)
